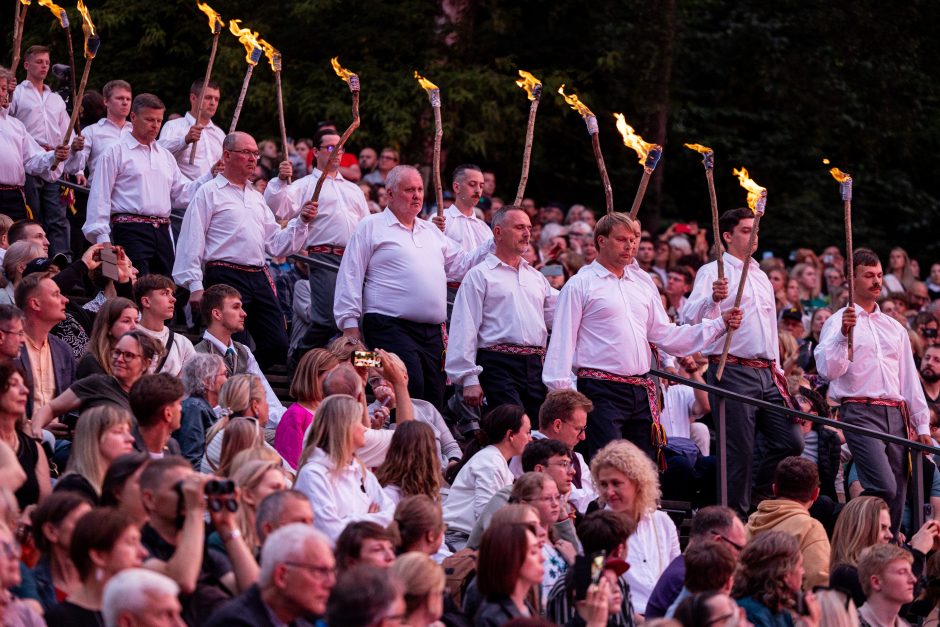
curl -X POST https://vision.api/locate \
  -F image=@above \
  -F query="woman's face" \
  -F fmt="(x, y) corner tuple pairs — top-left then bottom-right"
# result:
(295, 142), (310, 160)
(99, 422), (136, 463)
(890, 250), (906, 271)
(111, 336), (146, 383)
(798, 267), (818, 291)
(786, 279), (800, 303)
(102, 524), (147, 576)
(522, 509), (547, 546)
(423, 583), (445, 622)
(109, 308), (138, 340)
(877, 508), (893, 544)
(250, 395), (270, 428)
(783, 553), (805, 593)
(208, 365), (229, 396)
(508, 414), (533, 456)
(351, 419), (368, 451)
(530, 478), (561, 527)
(811, 310), (832, 337)
(518, 530), (545, 587)
(0, 372), (28, 417)
(769, 270), (786, 294)
(824, 268), (844, 291)
(246, 469), (287, 509)
(596, 467), (638, 516)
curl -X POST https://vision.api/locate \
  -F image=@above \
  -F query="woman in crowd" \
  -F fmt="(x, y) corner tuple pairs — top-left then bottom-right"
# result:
(590, 439), (679, 616)
(202, 374), (281, 473)
(274, 348), (338, 469)
(475, 522), (544, 625)
(99, 453), (150, 526)
(0, 242), (41, 305)
(29, 493), (93, 612)
(390, 552), (447, 627)
(443, 404), (532, 551)
(0, 363), (50, 509)
(375, 421), (442, 505)
(176, 353), (227, 468)
(731, 530), (818, 626)
(209, 459), (287, 556)
(31, 332), (162, 438)
(214, 419), (267, 477)
(885, 247), (916, 293)
(797, 307), (832, 374)
(294, 394), (395, 544)
(390, 495), (446, 560)
(55, 406), (136, 504)
(44, 508), (148, 627)
(793, 263), (825, 312)
(75, 297), (137, 379)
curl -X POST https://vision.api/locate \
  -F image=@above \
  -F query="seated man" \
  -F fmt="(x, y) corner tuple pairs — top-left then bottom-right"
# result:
(129, 373), (184, 458)
(335, 521), (397, 572)
(325, 565), (405, 627)
(134, 274), (196, 377)
(101, 569), (182, 627)
(665, 540), (736, 618)
(857, 544), (917, 627)
(255, 490), (314, 546)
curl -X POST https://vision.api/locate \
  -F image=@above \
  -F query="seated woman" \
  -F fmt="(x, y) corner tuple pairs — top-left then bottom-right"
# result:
(390, 495), (447, 562)
(55, 405), (136, 504)
(31, 332), (162, 438)
(375, 421), (442, 505)
(474, 520), (544, 626)
(0, 363), (51, 509)
(294, 394), (395, 545)
(731, 530), (811, 626)
(0, 241), (42, 305)
(44, 508), (148, 627)
(208, 458), (288, 558)
(100, 453), (150, 527)
(274, 348), (338, 469)
(29, 492), (94, 612)
(390, 552), (447, 627)
(75, 297), (137, 379)
(442, 404), (531, 551)
(590, 439), (680, 616)
(175, 353), (227, 468)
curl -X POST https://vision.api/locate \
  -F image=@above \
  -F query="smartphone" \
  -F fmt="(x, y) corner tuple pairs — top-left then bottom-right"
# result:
(100, 244), (119, 281)
(590, 550), (606, 586)
(674, 223), (694, 235)
(352, 350), (381, 368)
(540, 265), (564, 278)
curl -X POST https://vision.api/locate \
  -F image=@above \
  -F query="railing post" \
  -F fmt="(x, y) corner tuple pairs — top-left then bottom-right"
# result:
(913, 454), (925, 532)
(718, 398), (727, 507)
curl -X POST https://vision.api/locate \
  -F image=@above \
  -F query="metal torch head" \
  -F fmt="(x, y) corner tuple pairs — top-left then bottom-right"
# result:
(532, 83), (542, 100)
(249, 46), (263, 65)
(644, 145), (663, 170)
(86, 34), (101, 58)
(585, 115), (599, 135)
(429, 88), (441, 108)
(755, 191), (767, 216)
(840, 177), (853, 202)
(701, 150), (714, 170)
(348, 74), (360, 92)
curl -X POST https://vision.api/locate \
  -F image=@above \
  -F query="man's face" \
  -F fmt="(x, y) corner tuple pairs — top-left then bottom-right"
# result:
(875, 559), (917, 605)
(34, 278), (67, 324)
(388, 171), (424, 219)
(637, 241), (655, 264)
(378, 150), (399, 172)
(217, 296), (246, 333)
(453, 170), (484, 208)
(167, 398), (183, 431)
(130, 107), (165, 144)
(106, 88), (133, 119)
(666, 272), (689, 297)
(281, 540), (336, 616)
(541, 454), (575, 495)
(597, 224), (637, 271)
(145, 466), (192, 524)
(493, 209), (531, 257)
(125, 593), (185, 627)
(21, 224), (49, 256)
(0, 78), (9, 109)
(357, 538), (396, 568)
(921, 348), (940, 383)
(275, 498), (314, 529)
(316, 133), (342, 171)
(358, 148), (377, 171)
(224, 134), (261, 182)
(550, 407), (587, 449)
(24, 53), (50, 83)
(911, 284), (929, 311)
(723, 218), (757, 257)
(782, 317), (805, 339)
(824, 267), (844, 290)
(190, 87), (220, 118)
(0, 316), (24, 360)
(483, 171), (496, 196)
(143, 287), (176, 322)
(520, 198), (538, 219)
(856, 263), (884, 302)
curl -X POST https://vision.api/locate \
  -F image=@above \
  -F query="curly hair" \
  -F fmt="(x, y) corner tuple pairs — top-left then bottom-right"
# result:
(374, 421), (441, 502)
(589, 439), (660, 522)
(731, 530), (801, 612)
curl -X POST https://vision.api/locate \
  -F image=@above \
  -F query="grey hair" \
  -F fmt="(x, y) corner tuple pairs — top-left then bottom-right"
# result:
(102, 568), (180, 627)
(255, 489), (311, 539)
(540, 222), (568, 248)
(259, 523), (330, 588)
(384, 165), (420, 194)
(490, 205), (526, 232)
(181, 352), (225, 398)
(1, 241), (42, 285)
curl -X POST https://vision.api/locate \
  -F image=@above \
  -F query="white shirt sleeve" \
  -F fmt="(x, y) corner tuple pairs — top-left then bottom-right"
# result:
(813, 308), (850, 382)
(543, 280), (584, 390)
(84, 144), (119, 244)
(333, 220), (372, 330)
(444, 271), (486, 387)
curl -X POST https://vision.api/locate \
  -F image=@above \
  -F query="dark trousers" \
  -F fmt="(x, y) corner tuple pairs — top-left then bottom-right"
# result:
(302, 252), (342, 349)
(478, 350), (546, 421)
(363, 313), (445, 410)
(0, 189), (29, 221)
(706, 361), (803, 519)
(204, 264), (288, 371)
(111, 221), (175, 277)
(24, 175), (68, 256)
(842, 402), (908, 534)
(577, 376), (656, 461)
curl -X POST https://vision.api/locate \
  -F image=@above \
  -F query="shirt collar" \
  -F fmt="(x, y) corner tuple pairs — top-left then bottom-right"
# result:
(446, 205), (479, 220)
(586, 260), (629, 280)
(122, 132), (157, 151)
(721, 251), (757, 270)
(382, 208), (428, 232)
(484, 253), (530, 271)
(313, 167), (346, 182)
(202, 331), (234, 353)
(184, 111), (216, 130)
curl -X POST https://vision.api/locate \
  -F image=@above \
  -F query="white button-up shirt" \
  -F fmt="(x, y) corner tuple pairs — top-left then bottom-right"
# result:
(445, 254), (557, 387)
(0, 108), (61, 185)
(79, 117), (130, 182)
(681, 252), (780, 363)
(444, 204), (493, 252)
(172, 174), (311, 292)
(334, 208), (491, 329)
(84, 133), (211, 244)
(264, 169), (369, 247)
(815, 304), (929, 435)
(157, 112), (225, 181)
(9, 80), (69, 148)
(443, 445), (515, 535)
(543, 260), (728, 390)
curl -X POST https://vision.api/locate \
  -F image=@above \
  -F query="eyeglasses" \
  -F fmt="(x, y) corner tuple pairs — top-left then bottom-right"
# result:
(379, 154), (398, 161)
(284, 561), (337, 579)
(712, 532), (744, 552)
(548, 459), (573, 471)
(563, 421), (587, 436)
(0, 328), (24, 337)
(229, 148), (261, 159)
(0, 539), (20, 560)
(110, 349), (141, 362)
(319, 145), (344, 153)
(537, 494), (563, 504)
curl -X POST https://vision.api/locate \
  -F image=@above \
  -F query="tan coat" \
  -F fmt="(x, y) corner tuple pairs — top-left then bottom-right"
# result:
(746, 498), (830, 589)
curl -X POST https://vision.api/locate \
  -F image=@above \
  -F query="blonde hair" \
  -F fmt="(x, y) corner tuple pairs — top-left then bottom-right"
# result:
(858, 544), (913, 596)
(297, 394), (361, 471)
(290, 348), (339, 403)
(830, 496), (889, 569)
(590, 439), (660, 522)
(231, 459), (284, 549)
(1, 241), (42, 287)
(206, 374), (266, 445)
(88, 298), (137, 376)
(390, 552), (445, 617)
(814, 589), (859, 627)
(64, 405), (134, 494)
(594, 212), (637, 247)
(216, 418), (263, 476)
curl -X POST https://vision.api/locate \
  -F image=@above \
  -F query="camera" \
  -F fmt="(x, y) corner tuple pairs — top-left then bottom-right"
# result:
(352, 350), (381, 368)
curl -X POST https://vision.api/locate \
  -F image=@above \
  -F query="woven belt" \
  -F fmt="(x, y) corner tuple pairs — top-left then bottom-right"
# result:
(446, 282), (461, 290)
(307, 245), (345, 257)
(206, 260), (278, 298)
(0, 185), (24, 191)
(0, 185), (32, 219)
(709, 354), (796, 416)
(576, 367), (667, 469)
(481, 343), (546, 357)
(842, 397), (915, 441)
(111, 214), (169, 227)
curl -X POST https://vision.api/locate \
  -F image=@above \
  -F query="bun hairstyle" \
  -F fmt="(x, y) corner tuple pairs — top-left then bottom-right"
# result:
(445, 404), (526, 483)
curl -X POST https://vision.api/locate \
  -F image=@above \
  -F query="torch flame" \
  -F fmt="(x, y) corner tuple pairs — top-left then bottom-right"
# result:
(684, 143), (713, 154)
(19, 0), (30, 5)
(829, 167), (851, 183)
(732, 167), (767, 213)
(515, 70), (542, 101)
(76, 0), (98, 57)
(414, 71), (439, 93)
(557, 84), (594, 119)
(259, 39), (280, 73)
(228, 19), (262, 65)
(613, 113), (656, 165)
(196, 2), (224, 34)
(332, 57), (356, 84)
(37, 0), (67, 28)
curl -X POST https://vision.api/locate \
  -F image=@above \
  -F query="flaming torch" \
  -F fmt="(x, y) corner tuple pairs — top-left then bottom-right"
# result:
(258, 39), (288, 176)
(715, 167), (767, 380)
(227, 19), (262, 134)
(684, 143), (724, 280)
(52, 0), (98, 168)
(188, 1), (224, 165)
(309, 57), (360, 203)
(827, 162), (855, 360)
(415, 71), (444, 218)
(37, 0), (77, 113)
(614, 113), (662, 220)
(558, 85), (613, 214)
(11, 0), (31, 77)
(513, 70), (542, 206)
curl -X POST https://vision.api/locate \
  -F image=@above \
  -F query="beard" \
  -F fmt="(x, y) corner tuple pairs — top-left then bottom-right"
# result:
(922, 368), (940, 383)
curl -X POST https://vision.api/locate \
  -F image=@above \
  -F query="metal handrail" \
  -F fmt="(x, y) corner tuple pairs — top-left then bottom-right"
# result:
(649, 367), (937, 529)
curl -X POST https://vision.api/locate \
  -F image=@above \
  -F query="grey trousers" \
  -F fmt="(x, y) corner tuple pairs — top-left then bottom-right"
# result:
(842, 402), (908, 534)
(706, 361), (803, 519)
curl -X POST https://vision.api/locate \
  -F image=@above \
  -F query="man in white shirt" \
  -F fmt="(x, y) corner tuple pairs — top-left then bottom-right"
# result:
(133, 274), (196, 377)
(79, 79), (132, 184)
(84, 93), (212, 276)
(815, 249), (931, 533)
(446, 205), (556, 421)
(443, 164), (492, 312)
(543, 211), (741, 461)
(174, 131), (315, 370)
(681, 207), (802, 518)
(265, 128), (369, 350)
(9, 46), (85, 257)
(334, 165), (490, 410)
